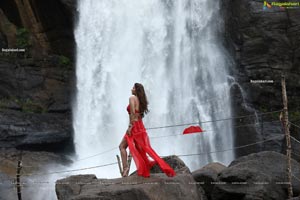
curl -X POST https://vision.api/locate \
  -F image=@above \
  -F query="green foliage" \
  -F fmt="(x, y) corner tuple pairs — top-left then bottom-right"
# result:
(59, 55), (71, 68)
(259, 105), (268, 113)
(290, 111), (300, 122)
(258, 102), (300, 122)
(16, 27), (31, 49)
(21, 99), (47, 113)
(0, 97), (47, 113)
(258, 105), (280, 120)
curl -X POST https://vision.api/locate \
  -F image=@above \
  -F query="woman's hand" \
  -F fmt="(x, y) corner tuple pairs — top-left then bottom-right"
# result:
(126, 126), (132, 136)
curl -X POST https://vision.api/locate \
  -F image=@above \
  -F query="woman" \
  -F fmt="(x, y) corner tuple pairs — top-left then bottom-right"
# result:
(119, 83), (176, 178)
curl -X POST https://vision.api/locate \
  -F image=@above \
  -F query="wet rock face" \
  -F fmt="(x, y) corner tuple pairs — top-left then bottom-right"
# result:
(0, 56), (74, 113)
(222, 0), (300, 158)
(25, 0), (76, 57)
(0, 1), (75, 170)
(222, 0), (300, 111)
(0, 2), (76, 199)
(0, 109), (73, 152)
(0, 56), (74, 152)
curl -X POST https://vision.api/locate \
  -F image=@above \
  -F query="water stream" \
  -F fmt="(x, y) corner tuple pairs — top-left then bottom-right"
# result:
(72, 0), (234, 178)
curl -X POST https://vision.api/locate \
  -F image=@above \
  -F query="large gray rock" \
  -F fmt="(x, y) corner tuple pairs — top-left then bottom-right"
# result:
(211, 151), (300, 200)
(56, 156), (207, 200)
(192, 162), (226, 200)
(56, 174), (203, 200)
(130, 155), (191, 176)
(151, 155), (190, 174)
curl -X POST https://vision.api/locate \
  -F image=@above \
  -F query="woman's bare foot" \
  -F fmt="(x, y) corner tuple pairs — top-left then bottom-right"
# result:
(122, 167), (129, 177)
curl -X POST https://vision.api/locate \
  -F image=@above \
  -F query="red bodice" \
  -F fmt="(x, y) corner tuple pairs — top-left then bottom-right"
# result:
(127, 104), (139, 114)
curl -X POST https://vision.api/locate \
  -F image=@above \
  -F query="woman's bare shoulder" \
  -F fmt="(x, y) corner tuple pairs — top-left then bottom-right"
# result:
(129, 95), (138, 100)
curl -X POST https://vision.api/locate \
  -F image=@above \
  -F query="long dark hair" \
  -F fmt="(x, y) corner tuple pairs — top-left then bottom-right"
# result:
(134, 83), (149, 118)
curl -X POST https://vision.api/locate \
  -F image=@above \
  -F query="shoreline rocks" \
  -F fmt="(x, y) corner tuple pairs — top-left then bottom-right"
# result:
(56, 156), (206, 200)
(55, 151), (300, 200)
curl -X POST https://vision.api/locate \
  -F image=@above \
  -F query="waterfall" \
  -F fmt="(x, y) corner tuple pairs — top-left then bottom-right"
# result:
(73, 0), (234, 178)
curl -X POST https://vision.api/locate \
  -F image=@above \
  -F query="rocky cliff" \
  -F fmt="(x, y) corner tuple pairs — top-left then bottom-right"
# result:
(229, 0), (299, 110)
(0, 0), (76, 151)
(0, 1), (77, 194)
(221, 0), (300, 157)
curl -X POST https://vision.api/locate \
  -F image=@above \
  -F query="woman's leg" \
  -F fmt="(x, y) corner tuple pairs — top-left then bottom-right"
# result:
(126, 136), (149, 177)
(119, 137), (129, 176)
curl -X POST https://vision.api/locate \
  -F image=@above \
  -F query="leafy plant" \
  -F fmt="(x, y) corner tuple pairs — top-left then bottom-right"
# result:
(21, 99), (47, 113)
(0, 97), (47, 113)
(59, 55), (71, 68)
(16, 27), (31, 49)
(290, 111), (300, 122)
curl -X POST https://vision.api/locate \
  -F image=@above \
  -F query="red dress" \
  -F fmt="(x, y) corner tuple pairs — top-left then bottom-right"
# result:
(124, 105), (176, 178)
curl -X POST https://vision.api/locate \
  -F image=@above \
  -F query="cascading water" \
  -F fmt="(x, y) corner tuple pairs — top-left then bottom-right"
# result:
(73, 0), (235, 178)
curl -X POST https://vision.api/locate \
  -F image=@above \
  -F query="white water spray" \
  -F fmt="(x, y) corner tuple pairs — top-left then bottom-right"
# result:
(73, 0), (234, 178)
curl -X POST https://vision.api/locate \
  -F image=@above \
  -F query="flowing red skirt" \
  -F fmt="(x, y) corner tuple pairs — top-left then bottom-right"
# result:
(124, 120), (176, 178)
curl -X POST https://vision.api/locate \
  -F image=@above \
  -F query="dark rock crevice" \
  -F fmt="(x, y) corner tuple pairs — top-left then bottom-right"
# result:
(0, 0), (22, 27)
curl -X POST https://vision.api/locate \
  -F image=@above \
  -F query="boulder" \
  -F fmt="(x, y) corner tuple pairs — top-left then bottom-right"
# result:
(131, 155), (191, 175)
(56, 156), (207, 200)
(56, 173), (203, 200)
(192, 162), (226, 200)
(211, 151), (300, 200)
